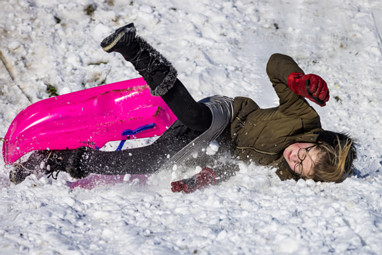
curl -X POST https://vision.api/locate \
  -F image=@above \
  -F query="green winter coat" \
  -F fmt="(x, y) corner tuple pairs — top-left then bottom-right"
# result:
(230, 53), (323, 180)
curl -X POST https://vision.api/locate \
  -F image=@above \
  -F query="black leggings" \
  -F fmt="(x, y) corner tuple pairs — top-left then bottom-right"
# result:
(80, 120), (202, 175)
(79, 79), (214, 175)
(162, 79), (212, 132)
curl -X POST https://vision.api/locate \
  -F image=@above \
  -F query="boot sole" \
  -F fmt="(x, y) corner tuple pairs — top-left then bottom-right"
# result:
(102, 32), (125, 52)
(101, 24), (136, 53)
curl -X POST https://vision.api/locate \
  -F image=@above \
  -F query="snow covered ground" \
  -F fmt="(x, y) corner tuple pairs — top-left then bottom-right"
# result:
(1, 0), (382, 254)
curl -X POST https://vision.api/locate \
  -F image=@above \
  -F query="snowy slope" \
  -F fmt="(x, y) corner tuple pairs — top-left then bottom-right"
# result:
(1, 0), (382, 254)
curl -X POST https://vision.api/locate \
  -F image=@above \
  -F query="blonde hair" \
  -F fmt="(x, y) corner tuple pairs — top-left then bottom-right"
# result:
(312, 136), (356, 182)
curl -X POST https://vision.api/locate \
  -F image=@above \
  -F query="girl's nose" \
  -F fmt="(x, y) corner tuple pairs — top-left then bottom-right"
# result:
(290, 152), (299, 163)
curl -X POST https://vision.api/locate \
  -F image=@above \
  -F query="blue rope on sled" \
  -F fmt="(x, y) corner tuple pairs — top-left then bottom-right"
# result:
(116, 123), (156, 151)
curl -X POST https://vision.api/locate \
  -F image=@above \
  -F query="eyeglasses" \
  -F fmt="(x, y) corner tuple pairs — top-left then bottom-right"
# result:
(293, 145), (316, 177)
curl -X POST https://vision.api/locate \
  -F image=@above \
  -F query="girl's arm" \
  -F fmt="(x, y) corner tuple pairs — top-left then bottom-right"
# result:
(266, 53), (322, 117)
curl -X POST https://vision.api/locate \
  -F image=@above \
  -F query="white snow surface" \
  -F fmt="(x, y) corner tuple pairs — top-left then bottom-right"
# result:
(1, 0), (382, 254)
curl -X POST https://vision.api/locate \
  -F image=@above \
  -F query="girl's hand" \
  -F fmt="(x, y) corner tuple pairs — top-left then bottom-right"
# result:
(287, 73), (330, 106)
(171, 167), (216, 193)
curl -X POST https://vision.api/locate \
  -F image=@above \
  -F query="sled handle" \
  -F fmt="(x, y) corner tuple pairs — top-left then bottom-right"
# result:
(115, 123), (156, 151)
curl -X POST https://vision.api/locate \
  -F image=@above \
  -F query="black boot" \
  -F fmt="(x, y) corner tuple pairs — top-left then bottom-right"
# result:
(44, 147), (91, 179)
(100, 23), (137, 53)
(100, 23), (177, 96)
(9, 151), (48, 184)
(9, 147), (91, 184)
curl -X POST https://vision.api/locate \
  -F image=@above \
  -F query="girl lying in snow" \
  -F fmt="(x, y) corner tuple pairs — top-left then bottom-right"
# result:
(10, 23), (357, 193)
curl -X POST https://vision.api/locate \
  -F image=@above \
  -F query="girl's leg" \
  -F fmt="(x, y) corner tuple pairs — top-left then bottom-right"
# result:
(76, 121), (202, 176)
(78, 135), (187, 175)
(10, 120), (202, 184)
(162, 79), (212, 131)
(101, 23), (212, 132)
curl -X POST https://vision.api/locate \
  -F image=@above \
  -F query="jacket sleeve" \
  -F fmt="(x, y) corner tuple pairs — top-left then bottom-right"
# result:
(266, 53), (315, 116)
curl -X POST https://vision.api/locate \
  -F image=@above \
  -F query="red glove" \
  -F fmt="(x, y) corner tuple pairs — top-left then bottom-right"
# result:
(171, 167), (216, 193)
(287, 72), (330, 106)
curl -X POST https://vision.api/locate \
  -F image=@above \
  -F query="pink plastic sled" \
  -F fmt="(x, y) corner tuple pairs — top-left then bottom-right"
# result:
(3, 77), (177, 165)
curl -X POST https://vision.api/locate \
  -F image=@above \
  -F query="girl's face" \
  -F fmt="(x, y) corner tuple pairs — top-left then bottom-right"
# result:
(283, 143), (320, 178)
